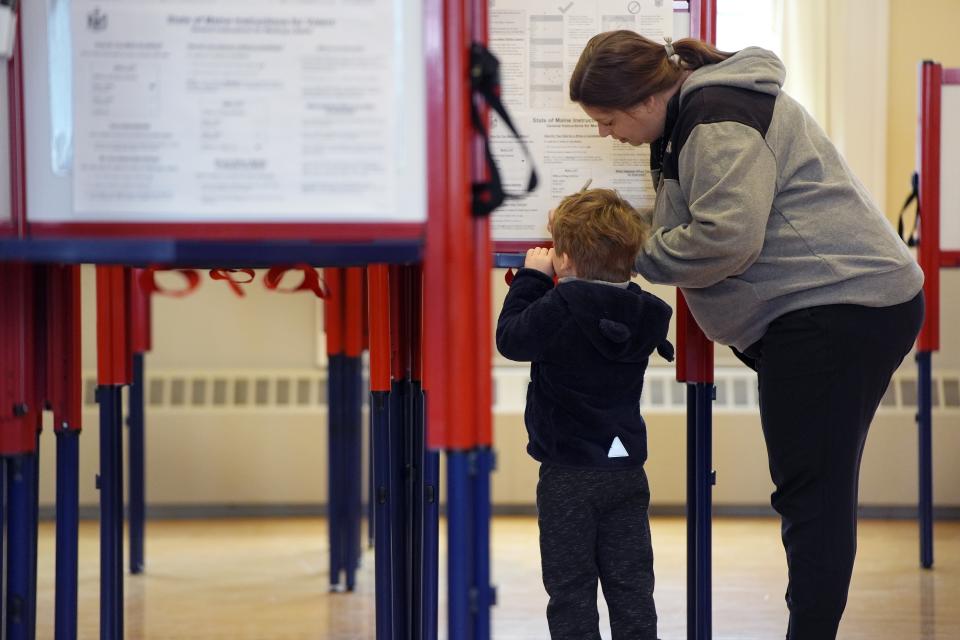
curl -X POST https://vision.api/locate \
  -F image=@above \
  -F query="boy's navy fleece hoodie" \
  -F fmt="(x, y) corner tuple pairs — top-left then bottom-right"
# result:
(496, 268), (673, 469)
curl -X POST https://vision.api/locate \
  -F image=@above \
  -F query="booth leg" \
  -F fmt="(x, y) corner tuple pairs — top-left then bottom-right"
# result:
(389, 380), (409, 637)
(372, 390), (394, 640)
(695, 383), (714, 640)
(98, 385), (124, 640)
(55, 429), (80, 640)
(686, 387), (697, 640)
(6, 451), (40, 640)
(421, 392), (440, 640)
(917, 351), (934, 569)
(410, 380), (424, 640)
(368, 393), (376, 551)
(687, 383), (714, 640)
(472, 448), (493, 640)
(128, 353), (146, 575)
(328, 354), (344, 590)
(344, 355), (363, 591)
(447, 450), (472, 640)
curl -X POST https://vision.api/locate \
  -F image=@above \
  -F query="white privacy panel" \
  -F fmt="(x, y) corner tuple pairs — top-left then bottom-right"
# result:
(488, 0), (676, 243)
(941, 82), (960, 252)
(23, 0), (426, 227)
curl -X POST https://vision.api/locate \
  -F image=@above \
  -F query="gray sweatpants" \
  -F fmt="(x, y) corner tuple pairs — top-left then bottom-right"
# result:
(537, 464), (657, 640)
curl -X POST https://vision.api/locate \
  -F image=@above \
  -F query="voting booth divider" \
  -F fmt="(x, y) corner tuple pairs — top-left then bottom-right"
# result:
(0, 1), (730, 639)
(0, 0), (500, 639)
(488, 2), (718, 638)
(914, 62), (960, 571)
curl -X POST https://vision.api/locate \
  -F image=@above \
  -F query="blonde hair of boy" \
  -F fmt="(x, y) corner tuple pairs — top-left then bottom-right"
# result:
(550, 188), (649, 282)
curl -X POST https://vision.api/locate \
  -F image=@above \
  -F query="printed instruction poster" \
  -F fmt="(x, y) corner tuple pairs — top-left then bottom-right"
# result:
(489, 0), (673, 242)
(70, 0), (425, 222)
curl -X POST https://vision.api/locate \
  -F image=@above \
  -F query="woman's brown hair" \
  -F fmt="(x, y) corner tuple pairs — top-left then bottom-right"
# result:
(569, 30), (733, 110)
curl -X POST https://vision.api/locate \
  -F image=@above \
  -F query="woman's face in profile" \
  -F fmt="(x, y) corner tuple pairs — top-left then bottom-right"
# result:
(581, 101), (666, 146)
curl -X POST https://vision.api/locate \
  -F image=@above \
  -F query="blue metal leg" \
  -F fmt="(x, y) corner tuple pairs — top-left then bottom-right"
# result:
(55, 429), (80, 640)
(345, 355), (363, 591)
(917, 351), (934, 569)
(368, 384), (376, 551)
(6, 452), (39, 640)
(98, 385), (125, 640)
(420, 390), (440, 640)
(447, 450), (473, 640)
(686, 385), (697, 640)
(472, 448), (493, 640)
(695, 383), (714, 640)
(129, 352), (146, 575)
(29, 432), (42, 639)
(389, 380), (409, 636)
(372, 390), (394, 640)
(411, 381), (424, 640)
(329, 354), (344, 590)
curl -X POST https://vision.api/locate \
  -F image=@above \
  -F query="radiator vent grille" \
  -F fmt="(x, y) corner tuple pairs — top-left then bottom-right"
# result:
(82, 370), (349, 412)
(80, 368), (960, 414)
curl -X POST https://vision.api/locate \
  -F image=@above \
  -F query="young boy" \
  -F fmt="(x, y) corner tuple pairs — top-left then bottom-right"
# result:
(496, 188), (673, 640)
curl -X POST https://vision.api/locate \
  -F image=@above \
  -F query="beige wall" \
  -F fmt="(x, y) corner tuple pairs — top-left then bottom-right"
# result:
(886, 0), (960, 219)
(35, 266), (960, 511)
(29, 2), (960, 512)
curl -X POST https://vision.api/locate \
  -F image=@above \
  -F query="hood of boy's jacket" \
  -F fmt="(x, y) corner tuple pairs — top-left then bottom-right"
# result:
(554, 281), (655, 362)
(680, 46), (785, 104)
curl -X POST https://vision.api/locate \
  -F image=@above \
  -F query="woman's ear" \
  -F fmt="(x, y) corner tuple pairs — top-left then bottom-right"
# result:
(641, 94), (659, 114)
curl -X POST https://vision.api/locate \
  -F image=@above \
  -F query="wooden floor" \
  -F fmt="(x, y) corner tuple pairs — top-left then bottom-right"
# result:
(34, 516), (960, 639)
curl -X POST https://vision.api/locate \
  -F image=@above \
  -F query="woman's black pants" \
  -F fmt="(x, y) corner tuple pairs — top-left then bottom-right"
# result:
(735, 292), (924, 640)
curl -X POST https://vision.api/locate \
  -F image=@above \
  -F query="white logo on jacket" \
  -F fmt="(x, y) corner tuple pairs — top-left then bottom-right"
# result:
(607, 436), (629, 458)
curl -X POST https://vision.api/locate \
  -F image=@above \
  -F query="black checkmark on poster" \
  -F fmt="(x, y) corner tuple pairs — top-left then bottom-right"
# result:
(559, 2), (573, 14)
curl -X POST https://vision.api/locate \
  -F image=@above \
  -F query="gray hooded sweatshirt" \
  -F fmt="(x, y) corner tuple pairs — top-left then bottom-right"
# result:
(635, 47), (923, 351)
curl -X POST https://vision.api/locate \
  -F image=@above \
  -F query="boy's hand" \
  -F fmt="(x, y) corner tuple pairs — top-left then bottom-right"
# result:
(524, 247), (555, 277)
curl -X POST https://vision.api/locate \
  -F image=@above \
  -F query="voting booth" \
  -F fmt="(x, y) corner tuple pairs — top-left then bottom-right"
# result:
(2, 1), (493, 639)
(0, 1), (723, 639)
(914, 61), (960, 571)
(489, 3), (718, 639)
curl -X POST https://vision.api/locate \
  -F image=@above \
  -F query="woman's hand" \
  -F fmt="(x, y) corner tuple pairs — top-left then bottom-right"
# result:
(524, 247), (555, 277)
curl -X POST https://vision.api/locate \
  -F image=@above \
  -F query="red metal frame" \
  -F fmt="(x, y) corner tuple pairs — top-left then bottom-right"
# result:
(675, 1), (715, 384)
(689, 0), (717, 47)
(444, 0), (478, 451)
(95, 266), (134, 386)
(0, 263), (37, 453)
(410, 265), (424, 384)
(422, 0), (446, 446)
(917, 62), (942, 352)
(47, 265), (83, 432)
(472, 0), (492, 446)
(3, 12), (25, 237)
(344, 268), (365, 359)
(324, 268), (344, 357)
(27, 222), (424, 242)
(388, 265), (410, 382)
(131, 268), (153, 354)
(367, 265), (391, 393)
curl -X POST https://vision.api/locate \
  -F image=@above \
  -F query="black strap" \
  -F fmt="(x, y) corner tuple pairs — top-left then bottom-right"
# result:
(470, 42), (538, 217)
(896, 171), (920, 247)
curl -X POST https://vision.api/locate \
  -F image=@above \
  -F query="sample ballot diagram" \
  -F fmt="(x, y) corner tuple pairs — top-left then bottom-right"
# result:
(529, 15), (564, 109)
